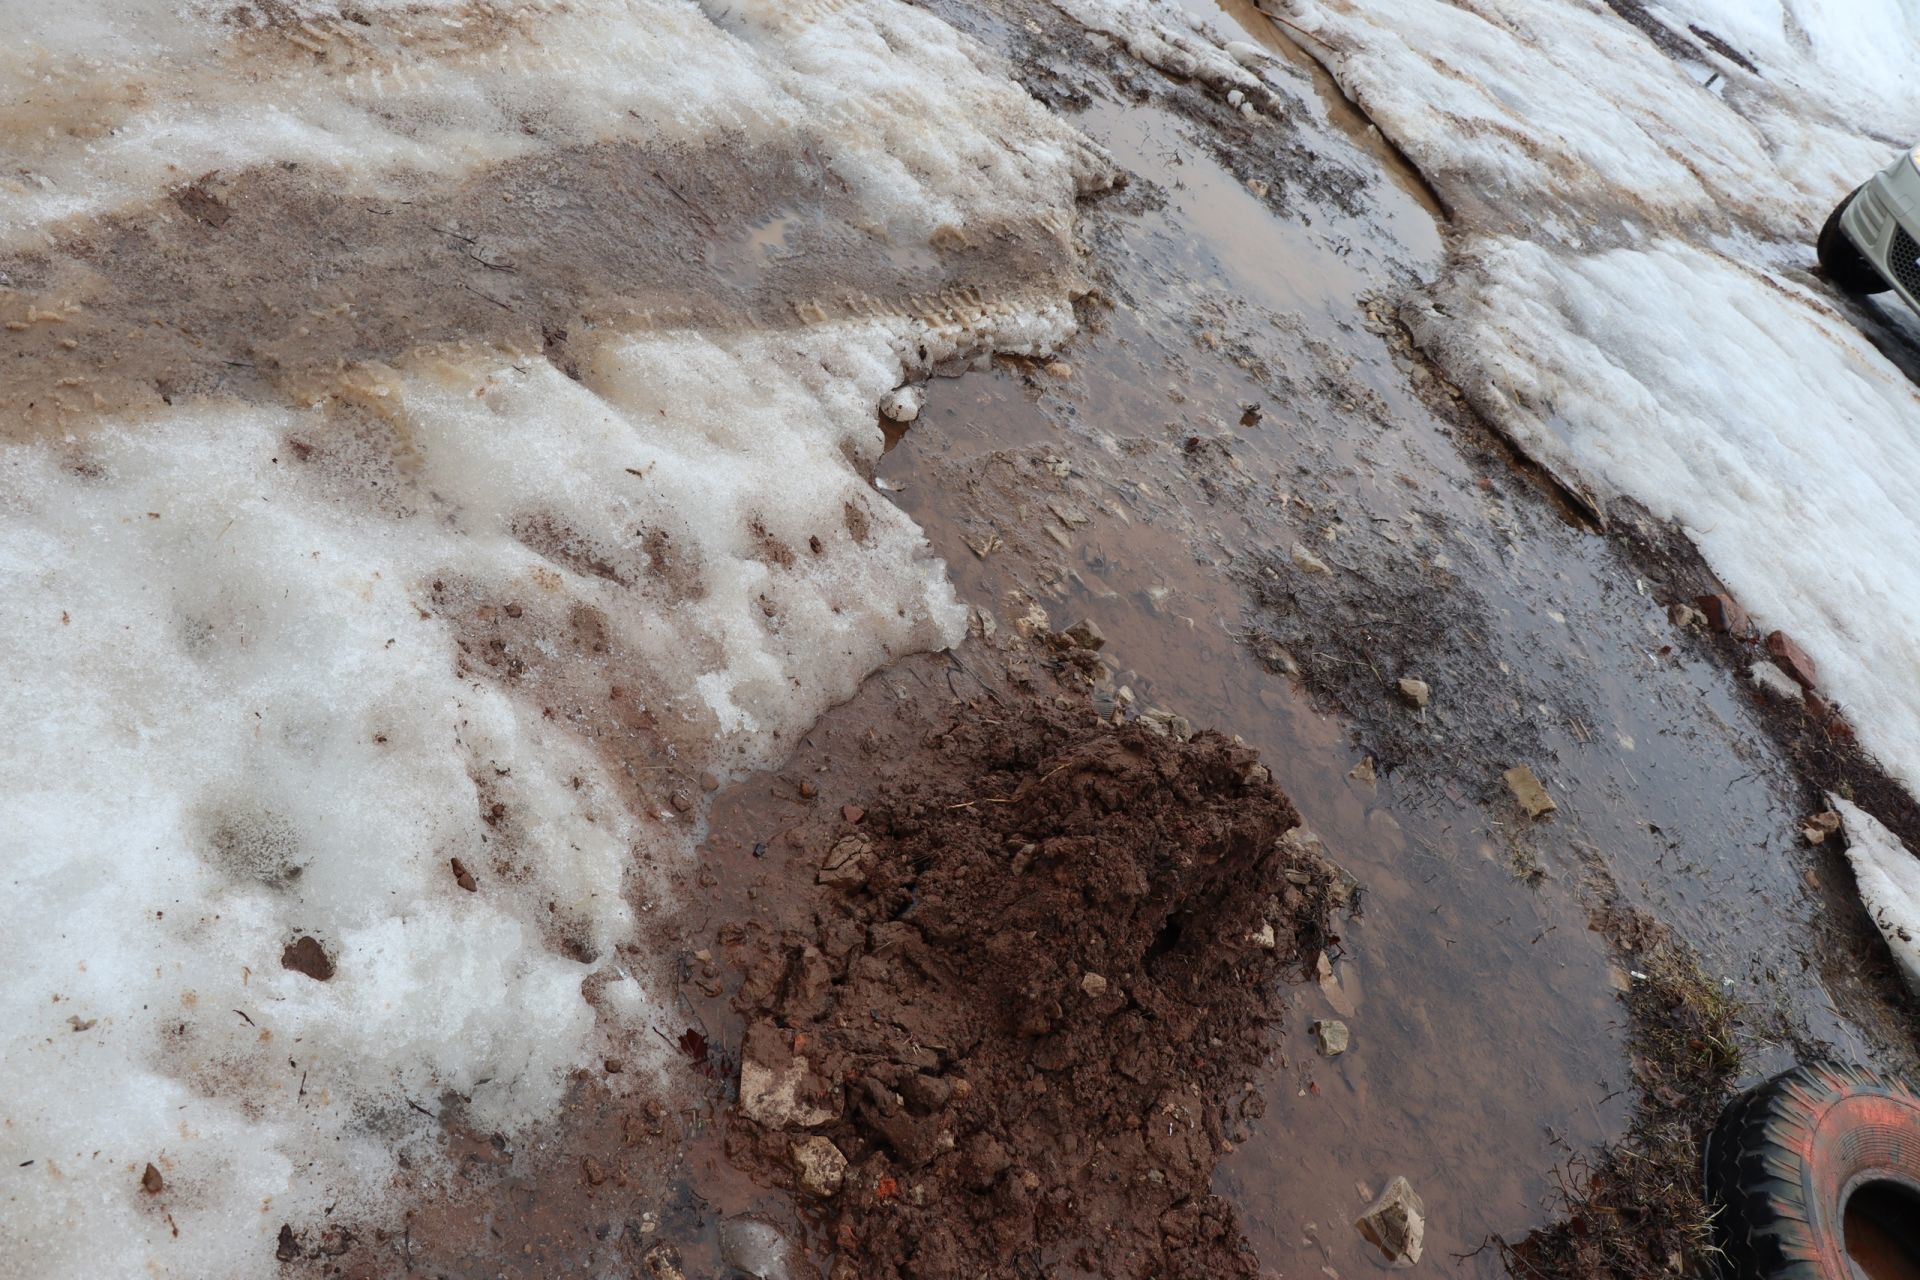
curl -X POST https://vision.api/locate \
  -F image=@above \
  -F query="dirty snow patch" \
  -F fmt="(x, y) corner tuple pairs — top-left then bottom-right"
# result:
(0, 0), (1102, 1275)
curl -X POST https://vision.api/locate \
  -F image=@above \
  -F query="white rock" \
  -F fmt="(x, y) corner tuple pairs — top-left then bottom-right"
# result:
(880, 385), (924, 423)
(1354, 1175), (1425, 1267)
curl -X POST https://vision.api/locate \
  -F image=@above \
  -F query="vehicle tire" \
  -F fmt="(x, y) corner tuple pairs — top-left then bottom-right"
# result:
(1704, 1063), (1920, 1279)
(1818, 187), (1892, 295)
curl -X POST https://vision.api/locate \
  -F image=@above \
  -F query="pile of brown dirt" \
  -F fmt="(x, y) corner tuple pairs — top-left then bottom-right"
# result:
(719, 709), (1336, 1280)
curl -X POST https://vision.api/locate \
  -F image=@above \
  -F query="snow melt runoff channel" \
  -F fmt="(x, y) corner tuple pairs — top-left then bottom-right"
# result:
(0, 2), (1116, 1276)
(1274, 0), (1920, 961)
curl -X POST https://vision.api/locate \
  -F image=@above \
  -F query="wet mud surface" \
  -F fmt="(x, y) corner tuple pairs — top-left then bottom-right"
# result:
(139, 0), (1920, 1275)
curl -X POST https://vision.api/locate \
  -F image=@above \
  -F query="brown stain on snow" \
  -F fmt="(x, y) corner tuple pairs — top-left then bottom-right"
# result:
(0, 136), (1078, 437)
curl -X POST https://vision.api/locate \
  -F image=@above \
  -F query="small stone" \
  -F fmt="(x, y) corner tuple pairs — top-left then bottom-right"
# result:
(879, 385), (924, 424)
(1062, 618), (1105, 651)
(1044, 361), (1072, 378)
(841, 804), (866, 824)
(1694, 592), (1751, 636)
(700, 771), (721, 792)
(1802, 810), (1843, 845)
(1750, 661), (1805, 704)
(1350, 756), (1377, 785)
(1354, 1176), (1426, 1266)
(1503, 765), (1556, 818)
(583, 1156), (607, 1185)
(1291, 543), (1331, 574)
(798, 780), (817, 800)
(1765, 630), (1818, 689)
(1667, 602), (1703, 628)
(1249, 922), (1277, 950)
(791, 1136), (848, 1197)
(669, 788), (694, 813)
(1312, 1019), (1350, 1056)
(1080, 972), (1109, 998)
(449, 857), (477, 892)
(1396, 677), (1430, 709)
(141, 1163), (164, 1194)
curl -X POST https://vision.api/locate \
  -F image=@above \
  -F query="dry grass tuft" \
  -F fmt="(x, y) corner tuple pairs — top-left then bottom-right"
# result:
(1498, 906), (1741, 1280)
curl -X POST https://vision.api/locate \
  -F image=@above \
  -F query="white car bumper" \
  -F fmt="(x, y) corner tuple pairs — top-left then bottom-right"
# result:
(1841, 150), (1920, 309)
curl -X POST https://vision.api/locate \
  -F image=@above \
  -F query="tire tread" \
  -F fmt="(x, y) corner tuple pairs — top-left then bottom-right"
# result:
(1706, 1063), (1920, 1279)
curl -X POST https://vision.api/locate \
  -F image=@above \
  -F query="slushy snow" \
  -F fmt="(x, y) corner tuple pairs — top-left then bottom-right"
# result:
(0, 1), (1104, 1275)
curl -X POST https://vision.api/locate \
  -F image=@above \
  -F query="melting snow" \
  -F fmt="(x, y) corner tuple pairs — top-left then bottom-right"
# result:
(0, 1), (1104, 1275)
(1834, 797), (1920, 997)
(1279, 0), (1920, 793)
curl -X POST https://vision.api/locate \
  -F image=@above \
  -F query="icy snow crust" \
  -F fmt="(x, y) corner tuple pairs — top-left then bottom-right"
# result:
(0, 2), (1101, 1275)
(1833, 796), (1920, 997)
(1279, 0), (1920, 791)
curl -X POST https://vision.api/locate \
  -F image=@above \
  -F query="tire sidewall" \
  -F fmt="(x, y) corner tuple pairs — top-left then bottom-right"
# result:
(1801, 1090), (1920, 1275)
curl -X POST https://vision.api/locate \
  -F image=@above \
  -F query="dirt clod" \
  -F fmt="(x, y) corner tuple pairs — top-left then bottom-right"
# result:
(723, 709), (1333, 1279)
(1764, 630), (1818, 690)
(280, 935), (335, 981)
(1693, 592), (1751, 636)
(792, 1136), (848, 1198)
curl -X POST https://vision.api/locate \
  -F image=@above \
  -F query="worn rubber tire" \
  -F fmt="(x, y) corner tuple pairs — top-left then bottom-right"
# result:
(1818, 187), (1891, 295)
(1705, 1063), (1920, 1279)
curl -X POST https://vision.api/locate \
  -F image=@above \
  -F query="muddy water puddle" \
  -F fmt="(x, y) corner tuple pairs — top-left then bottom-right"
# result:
(857, 27), (1915, 1272)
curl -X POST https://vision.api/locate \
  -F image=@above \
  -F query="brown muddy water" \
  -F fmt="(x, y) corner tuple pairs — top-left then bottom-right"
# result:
(274, 3), (1918, 1275)
(839, 2), (1919, 1272)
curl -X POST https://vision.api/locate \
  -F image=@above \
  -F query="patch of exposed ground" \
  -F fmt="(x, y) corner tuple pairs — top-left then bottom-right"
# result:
(719, 706), (1333, 1280)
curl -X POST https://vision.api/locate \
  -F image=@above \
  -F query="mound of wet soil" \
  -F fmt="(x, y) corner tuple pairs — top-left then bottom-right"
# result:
(719, 709), (1334, 1280)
